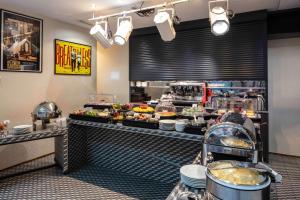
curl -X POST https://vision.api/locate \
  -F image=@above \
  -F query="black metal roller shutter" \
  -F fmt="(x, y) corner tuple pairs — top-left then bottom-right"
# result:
(129, 20), (267, 81)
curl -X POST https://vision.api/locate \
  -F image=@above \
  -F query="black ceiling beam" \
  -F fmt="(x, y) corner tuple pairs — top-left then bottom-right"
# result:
(268, 7), (300, 40)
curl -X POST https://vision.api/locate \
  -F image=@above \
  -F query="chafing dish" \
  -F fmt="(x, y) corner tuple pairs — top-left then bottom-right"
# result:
(32, 101), (62, 130)
(206, 160), (271, 200)
(202, 122), (258, 165)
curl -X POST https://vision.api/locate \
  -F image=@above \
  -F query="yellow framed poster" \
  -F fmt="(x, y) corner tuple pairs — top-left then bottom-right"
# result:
(55, 39), (91, 75)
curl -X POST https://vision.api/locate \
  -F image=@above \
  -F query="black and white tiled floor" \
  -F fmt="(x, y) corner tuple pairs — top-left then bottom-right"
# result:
(0, 153), (299, 200)
(0, 157), (174, 200)
(0, 154), (55, 179)
(269, 154), (300, 200)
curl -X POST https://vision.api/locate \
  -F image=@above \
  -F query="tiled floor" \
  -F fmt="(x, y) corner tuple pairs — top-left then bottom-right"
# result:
(0, 162), (174, 200)
(0, 154), (55, 179)
(0, 153), (299, 200)
(269, 154), (300, 200)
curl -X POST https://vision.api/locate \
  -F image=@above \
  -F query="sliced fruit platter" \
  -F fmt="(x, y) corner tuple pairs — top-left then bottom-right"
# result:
(181, 106), (205, 117)
(132, 104), (155, 113)
(112, 103), (133, 112)
(69, 109), (111, 123)
(112, 112), (125, 123)
(123, 113), (159, 129)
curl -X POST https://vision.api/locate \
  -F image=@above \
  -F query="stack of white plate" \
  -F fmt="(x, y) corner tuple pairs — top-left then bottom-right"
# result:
(180, 164), (207, 188)
(159, 120), (176, 131)
(13, 125), (33, 135)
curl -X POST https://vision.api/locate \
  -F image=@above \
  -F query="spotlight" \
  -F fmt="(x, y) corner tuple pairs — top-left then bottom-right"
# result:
(154, 8), (176, 41)
(209, 0), (230, 36)
(114, 16), (133, 46)
(90, 21), (113, 48)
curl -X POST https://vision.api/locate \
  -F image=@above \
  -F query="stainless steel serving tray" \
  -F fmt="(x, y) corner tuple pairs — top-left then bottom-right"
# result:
(206, 160), (271, 190)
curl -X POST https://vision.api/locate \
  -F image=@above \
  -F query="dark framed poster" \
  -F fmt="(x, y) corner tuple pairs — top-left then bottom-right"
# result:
(0, 10), (43, 72)
(54, 39), (91, 76)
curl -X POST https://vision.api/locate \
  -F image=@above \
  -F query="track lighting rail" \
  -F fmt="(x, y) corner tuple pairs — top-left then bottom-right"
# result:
(88, 0), (189, 21)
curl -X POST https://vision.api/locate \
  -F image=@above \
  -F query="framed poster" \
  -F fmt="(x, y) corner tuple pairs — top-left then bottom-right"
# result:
(0, 10), (43, 72)
(54, 39), (91, 76)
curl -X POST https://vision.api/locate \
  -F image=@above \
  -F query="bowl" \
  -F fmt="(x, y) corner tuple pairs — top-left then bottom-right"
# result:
(159, 120), (176, 131)
(175, 120), (187, 132)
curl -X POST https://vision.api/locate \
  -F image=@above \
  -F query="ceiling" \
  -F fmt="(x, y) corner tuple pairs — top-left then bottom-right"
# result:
(1, 0), (300, 31)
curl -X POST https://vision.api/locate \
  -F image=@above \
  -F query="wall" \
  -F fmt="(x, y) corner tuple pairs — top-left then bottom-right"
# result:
(0, 6), (96, 169)
(96, 42), (129, 103)
(268, 37), (300, 156)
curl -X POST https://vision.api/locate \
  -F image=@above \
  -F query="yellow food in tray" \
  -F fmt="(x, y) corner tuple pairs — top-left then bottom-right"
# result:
(217, 109), (227, 115)
(113, 115), (124, 121)
(132, 105), (154, 113)
(156, 112), (176, 117)
(246, 110), (255, 117)
(211, 167), (264, 185)
(98, 112), (110, 117)
(221, 136), (253, 149)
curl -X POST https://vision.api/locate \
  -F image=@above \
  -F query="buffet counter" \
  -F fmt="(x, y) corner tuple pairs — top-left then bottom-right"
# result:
(0, 128), (67, 179)
(65, 119), (203, 199)
(65, 118), (272, 200)
(0, 128), (66, 145)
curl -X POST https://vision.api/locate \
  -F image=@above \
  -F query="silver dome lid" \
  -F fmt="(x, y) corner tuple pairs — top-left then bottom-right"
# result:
(205, 122), (256, 150)
(32, 101), (62, 120)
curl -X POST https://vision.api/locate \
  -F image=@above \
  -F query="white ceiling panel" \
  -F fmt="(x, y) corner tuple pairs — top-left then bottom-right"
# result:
(0, 0), (299, 29)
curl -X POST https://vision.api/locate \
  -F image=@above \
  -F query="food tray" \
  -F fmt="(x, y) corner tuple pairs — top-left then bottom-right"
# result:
(184, 123), (207, 135)
(122, 120), (159, 129)
(178, 112), (218, 120)
(83, 104), (113, 109)
(158, 115), (177, 120)
(69, 114), (110, 123)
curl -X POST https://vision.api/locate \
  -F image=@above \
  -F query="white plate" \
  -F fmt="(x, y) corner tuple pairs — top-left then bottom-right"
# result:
(180, 164), (206, 180)
(181, 177), (206, 183)
(13, 125), (32, 134)
(13, 125), (32, 129)
(14, 129), (30, 131)
(14, 132), (29, 135)
(180, 164), (207, 188)
(180, 179), (206, 188)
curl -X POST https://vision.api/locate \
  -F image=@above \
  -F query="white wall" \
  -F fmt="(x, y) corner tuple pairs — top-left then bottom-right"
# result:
(97, 42), (129, 103)
(268, 38), (300, 156)
(0, 6), (96, 169)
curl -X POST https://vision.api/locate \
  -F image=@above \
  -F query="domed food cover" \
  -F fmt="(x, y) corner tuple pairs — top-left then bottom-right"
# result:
(155, 100), (176, 117)
(32, 101), (62, 120)
(205, 122), (255, 150)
